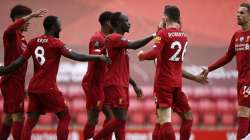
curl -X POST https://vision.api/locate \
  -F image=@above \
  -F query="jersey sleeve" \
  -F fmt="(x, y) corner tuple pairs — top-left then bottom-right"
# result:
(154, 29), (166, 49)
(22, 41), (33, 60)
(5, 19), (26, 35)
(55, 40), (71, 57)
(89, 36), (104, 55)
(106, 35), (129, 49)
(139, 46), (160, 60)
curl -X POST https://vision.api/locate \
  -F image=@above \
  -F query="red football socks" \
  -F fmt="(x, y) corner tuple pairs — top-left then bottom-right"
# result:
(237, 117), (249, 140)
(83, 122), (96, 140)
(152, 123), (160, 140)
(21, 118), (38, 140)
(159, 122), (175, 140)
(57, 112), (71, 140)
(94, 119), (125, 140)
(180, 120), (193, 140)
(103, 119), (112, 140)
(0, 123), (11, 140)
(115, 121), (126, 140)
(12, 121), (24, 140)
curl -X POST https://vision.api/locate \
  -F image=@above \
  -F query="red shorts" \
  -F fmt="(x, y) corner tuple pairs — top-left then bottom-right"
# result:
(82, 84), (104, 111)
(27, 91), (68, 114)
(0, 78), (25, 113)
(104, 85), (129, 110)
(237, 83), (250, 107)
(154, 86), (191, 113)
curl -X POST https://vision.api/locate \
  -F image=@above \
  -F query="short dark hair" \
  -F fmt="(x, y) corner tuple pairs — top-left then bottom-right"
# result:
(164, 5), (180, 23)
(10, 5), (32, 21)
(240, 2), (250, 13)
(110, 12), (122, 28)
(43, 15), (58, 31)
(99, 11), (113, 26)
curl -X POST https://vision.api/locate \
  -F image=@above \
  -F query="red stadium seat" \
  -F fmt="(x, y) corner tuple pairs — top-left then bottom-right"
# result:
(129, 111), (145, 125)
(129, 99), (144, 112)
(71, 99), (85, 112)
(203, 113), (217, 126)
(39, 114), (53, 125)
(76, 112), (87, 125)
(148, 113), (157, 124)
(144, 98), (155, 112)
(216, 100), (235, 113)
(198, 99), (216, 113)
(192, 113), (200, 126)
(172, 113), (181, 126)
(221, 113), (235, 126)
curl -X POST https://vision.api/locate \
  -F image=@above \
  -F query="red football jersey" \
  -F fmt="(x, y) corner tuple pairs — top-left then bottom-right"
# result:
(154, 28), (188, 88)
(104, 33), (129, 87)
(223, 30), (250, 84)
(82, 31), (106, 87)
(2, 19), (28, 81)
(22, 35), (71, 93)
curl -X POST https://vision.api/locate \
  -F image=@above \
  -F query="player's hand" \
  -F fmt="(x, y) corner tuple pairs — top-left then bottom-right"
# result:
(0, 66), (5, 75)
(100, 55), (112, 64)
(137, 50), (144, 61)
(31, 9), (48, 18)
(133, 86), (143, 99)
(194, 74), (208, 85)
(200, 67), (209, 78)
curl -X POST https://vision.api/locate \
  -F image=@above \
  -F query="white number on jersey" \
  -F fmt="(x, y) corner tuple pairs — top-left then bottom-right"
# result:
(169, 41), (188, 61)
(35, 46), (45, 65)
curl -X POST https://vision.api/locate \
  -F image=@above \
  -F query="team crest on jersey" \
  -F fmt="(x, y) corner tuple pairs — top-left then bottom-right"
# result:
(121, 37), (127, 42)
(247, 36), (250, 42)
(119, 98), (123, 104)
(154, 36), (161, 43)
(240, 36), (245, 42)
(94, 41), (100, 48)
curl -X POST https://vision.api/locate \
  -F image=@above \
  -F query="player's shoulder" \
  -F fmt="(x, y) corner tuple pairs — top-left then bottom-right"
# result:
(91, 31), (105, 42)
(106, 33), (123, 40)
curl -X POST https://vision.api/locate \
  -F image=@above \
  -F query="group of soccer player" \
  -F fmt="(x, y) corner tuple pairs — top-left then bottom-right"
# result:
(0, 2), (250, 140)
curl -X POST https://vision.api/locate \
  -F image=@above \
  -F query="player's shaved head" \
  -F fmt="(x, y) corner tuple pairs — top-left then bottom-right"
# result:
(240, 2), (250, 13)
(10, 4), (32, 21)
(43, 15), (59, 31)
(99, 11), (113, 26)
(164, 5), (180, 24)
(110, 12), (122, 28)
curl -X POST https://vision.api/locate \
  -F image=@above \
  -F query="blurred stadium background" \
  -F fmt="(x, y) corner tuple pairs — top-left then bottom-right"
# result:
(0, 0), (247, 140)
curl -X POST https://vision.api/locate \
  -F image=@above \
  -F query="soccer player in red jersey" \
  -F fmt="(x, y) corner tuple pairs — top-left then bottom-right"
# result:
(137, 7), (208, 140)
(91, 12), (154, 140)
(82, 11), (114, 140)
(136, 5), (188, 140)
(200, 3), (250, 140)
(0, 5), (47, 140)
(0, 15), (110, 140)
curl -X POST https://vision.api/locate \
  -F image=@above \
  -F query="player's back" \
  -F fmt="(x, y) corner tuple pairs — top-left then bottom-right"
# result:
(82, 31), (106, 87)
(155, 28), (188, 88)
(26, 34), (68, 93)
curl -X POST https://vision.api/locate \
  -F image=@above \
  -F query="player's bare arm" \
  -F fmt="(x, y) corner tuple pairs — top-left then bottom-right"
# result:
(199, 52), (234, 78)
(182, 69), (208, 85)
(65, 50), (111, 64)
(129, 77), (143, 98)
(22, 9), (48, 22)
(0, 56), (26, 75)
(126, 33), (156, 50)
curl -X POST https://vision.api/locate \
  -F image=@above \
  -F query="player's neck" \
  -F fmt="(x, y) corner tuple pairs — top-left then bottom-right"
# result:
(241, 23), (250, 31)
(45, 31), (55, 37)
(101, 27), (109, 36)
(115, 29), (125, 35)
(166, 22), (180, 29)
